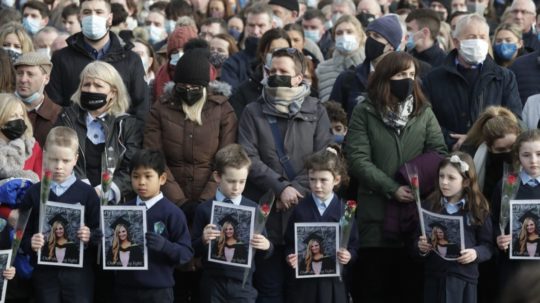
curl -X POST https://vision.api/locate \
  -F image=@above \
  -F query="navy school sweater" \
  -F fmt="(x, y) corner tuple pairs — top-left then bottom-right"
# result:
(192, 196), (274, 282)
(114, 197), (193, 289)
(21, 180), (100, 268)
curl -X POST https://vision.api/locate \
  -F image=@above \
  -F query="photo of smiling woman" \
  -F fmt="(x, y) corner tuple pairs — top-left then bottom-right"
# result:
(106, 216), (143, 267)
(41, 213), (78, 264)
(298, 232), (335, 276)
(429, 222), (460, 259)
(514, 210), (540, 257)
(211, 214), (247, 264)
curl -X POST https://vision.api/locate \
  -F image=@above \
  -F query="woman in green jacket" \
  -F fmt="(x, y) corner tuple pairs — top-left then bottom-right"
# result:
(345, 52), (447, 302)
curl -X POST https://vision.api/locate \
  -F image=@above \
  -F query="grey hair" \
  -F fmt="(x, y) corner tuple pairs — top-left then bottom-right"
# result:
(452, 13), (489, 38)
(332, 0), (356, 15)
(510, 0), (536, 13)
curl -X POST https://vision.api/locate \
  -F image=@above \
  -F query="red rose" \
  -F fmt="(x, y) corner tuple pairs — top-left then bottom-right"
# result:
(43, 170), (52, 180)
(411, 176), (419, 188)
(346, 200), (357, 209)
(102, 172), (111, 182)
(15, 230), (23, 240)
(260, 203), (271, 216)
(507, 174), (517, 185)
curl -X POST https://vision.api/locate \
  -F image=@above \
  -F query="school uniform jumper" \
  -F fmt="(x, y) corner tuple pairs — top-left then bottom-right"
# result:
(21, 180), (100, 303)
(192, 196), (274, 303)
(284, 194), (360, 303)
(114, 195), (193, 303)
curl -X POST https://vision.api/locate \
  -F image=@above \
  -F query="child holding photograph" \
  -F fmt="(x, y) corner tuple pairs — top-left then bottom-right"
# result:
(192, 144), (273, 303)
(491, 130), (540, 285)
(284, 146), (359, 303)
(21, 126), (99, 303)
(114, 149), (193, 303)
(417, 152), (494, 303)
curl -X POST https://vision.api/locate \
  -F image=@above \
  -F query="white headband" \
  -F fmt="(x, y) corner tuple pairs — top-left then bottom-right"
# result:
(449, 155), (469, 173)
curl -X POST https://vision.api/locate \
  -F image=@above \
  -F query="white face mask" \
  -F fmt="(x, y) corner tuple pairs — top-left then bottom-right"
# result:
(165, 19), (176, 34)
(170, 52), (183, 66)
(273, 15), (283, 28)
(82, 15), (109, 40)
(3, 47), (21, 54)
(147, 25), (165, 44)
(304, 29), (321, 43)
(335, 34), (359, 53)
(458, 39), (489, 65)
(141, 55), (150, 72)
(331, 13), (343, 25)
(126, 16), (138, 30)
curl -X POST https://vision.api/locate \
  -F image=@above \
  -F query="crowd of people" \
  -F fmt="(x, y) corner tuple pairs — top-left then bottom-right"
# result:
(0, 0), (540, 302)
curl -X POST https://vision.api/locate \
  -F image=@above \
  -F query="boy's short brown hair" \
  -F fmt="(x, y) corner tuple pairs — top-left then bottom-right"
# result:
(214, 144), (251, 175)
(44, 126), (79, 154)
(324, 100), (348, 126)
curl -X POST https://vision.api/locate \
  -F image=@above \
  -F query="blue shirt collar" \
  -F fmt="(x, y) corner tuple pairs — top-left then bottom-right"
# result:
(442, 197), (466, 215)
(215, 188), (242, 205)
(82, 37), (111, 60)
(51, 173), (77, 196)
(519, 170), (540, 185)
(312, 192), (334, 215)
(136, 192), (163, 210)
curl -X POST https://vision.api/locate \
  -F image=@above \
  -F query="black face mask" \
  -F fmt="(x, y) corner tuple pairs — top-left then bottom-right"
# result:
(175, 85), (204, 106)
(80, 91), (108, 111)
(267, 75), (292, 88)
(356, 12), (375, 28)
(1, 119), (27, 140)
(389, 78), (414, 101)
(365, 36), (386, 62)
(490, 151), (512, 164)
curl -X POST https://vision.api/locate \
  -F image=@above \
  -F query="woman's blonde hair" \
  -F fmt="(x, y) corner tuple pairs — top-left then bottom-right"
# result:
(216, 221), (235, 257)
(493, 23), (523, 46)
(47, 221), (65, 259)
(71, 61), (131, 117)
(181, 87), (207, 125)
(304, 239), (324, 274)
(111, 224), (130, 263)
(430, 226), (446, 248)
(465, 106), (520, 149)
(518, 217), (537, 255)
(332, 15), (366, 45)
(0, 93), (33, 139)
(0, 22), (35, 53)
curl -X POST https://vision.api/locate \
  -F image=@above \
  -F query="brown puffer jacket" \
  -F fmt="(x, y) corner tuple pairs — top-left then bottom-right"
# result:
(144, 83), (237, 207)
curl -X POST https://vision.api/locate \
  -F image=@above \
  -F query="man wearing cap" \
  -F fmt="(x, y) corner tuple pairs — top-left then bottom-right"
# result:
(45, 0), (148, 120)
(269, 0), (299, 25)
(330, 14), (404, 117)
(423, 14), (521, 151)
(13, 51), (62, 147)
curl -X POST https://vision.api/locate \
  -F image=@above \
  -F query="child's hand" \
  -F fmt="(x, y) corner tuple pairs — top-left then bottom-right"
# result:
(251, 234), (270, 250)
(457, 249), (477, 264)
(337, 248), (351, 265)
(7, 209), (18, 228)
(497, 234), (511, 251)
(3, 266), (15, 280)
(202, 224), (220, 245)
(146, 232), (166, 252)
(286, 254), (297, 268)
(77, 225), (90, 243)
(31, 233), (44, 252)
(418, 236), (432, 254)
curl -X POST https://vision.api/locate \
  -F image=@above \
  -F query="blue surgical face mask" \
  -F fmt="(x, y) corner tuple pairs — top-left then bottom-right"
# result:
(165, 19), (176, 34)
(228, 28), (241, 40)
(23, 17), (42, 35)
(406, 31), (415, 51)
(493, 42), (518, 61)
(304, 29), (321, 43)
(334, 134), (345, 144)
(335, 34), (359, 53)
(15, 91), (41, 104)
(170, 52), (183, 66)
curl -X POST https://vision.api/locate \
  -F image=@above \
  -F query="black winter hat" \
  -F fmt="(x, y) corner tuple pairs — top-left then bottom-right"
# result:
(269, 0), (299, 12)
(173, 49), (210, 86)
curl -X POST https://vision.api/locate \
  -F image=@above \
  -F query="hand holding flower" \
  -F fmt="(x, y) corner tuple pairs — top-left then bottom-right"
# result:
(337, 248), (351, 264)
(251, 234), (270, 250)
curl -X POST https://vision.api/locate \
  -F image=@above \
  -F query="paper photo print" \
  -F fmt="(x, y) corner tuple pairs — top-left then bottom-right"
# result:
(38, 201), (84, 267)
(421, 208), (465, 260)
(294, 222), (340, 279)
(0, 250), (11, 303)
(510, 200), (540, 259)
(208, 201), (255, 268)
(101, 206), (147, 270)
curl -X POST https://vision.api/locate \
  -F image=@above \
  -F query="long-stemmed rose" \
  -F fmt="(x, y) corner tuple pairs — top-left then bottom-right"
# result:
(39, 156), (53, 229)
(500, 163), (520, 235)
(100, 148), (116, 205)
(243, 190), (275, 288)
(405, 163), (425, 237)
(10, 209), (32, 266)
(338, 199), (357, 280)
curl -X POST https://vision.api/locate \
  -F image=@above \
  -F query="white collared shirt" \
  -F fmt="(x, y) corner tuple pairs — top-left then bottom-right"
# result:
(85, 112), (107, 145)
(136, 192), (163, 210)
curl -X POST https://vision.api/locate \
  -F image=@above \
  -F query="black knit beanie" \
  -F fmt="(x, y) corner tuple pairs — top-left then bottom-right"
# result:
(173, 49), (210, 86)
